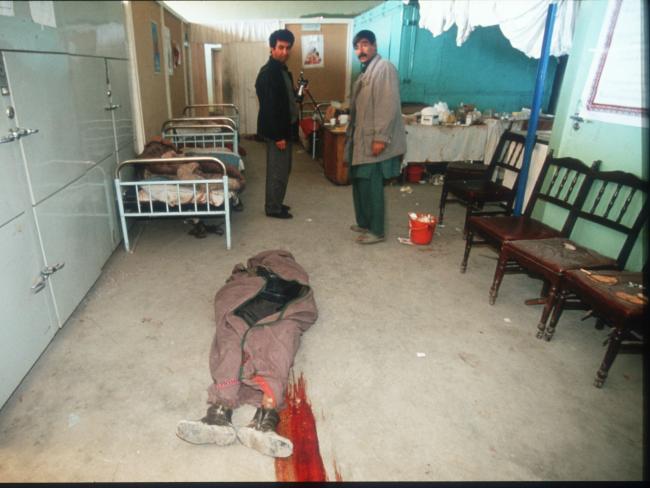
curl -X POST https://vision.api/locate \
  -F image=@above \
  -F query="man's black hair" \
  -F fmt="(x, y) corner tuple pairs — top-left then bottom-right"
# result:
(353, 29), (376, 47)
(269, 29), (295, 48)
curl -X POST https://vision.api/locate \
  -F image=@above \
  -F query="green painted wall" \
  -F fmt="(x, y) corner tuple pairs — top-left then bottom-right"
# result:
(400, 24), (557, 113)
(351, 0), (404, 81)
(547, 0), (647, 271)
(352, 1), (557, 113)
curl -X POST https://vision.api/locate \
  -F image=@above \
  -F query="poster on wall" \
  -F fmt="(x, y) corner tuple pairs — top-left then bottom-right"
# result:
(151, 21), (161, 73)
(302, 34), (324, 69)
(579, 0), (647, 127)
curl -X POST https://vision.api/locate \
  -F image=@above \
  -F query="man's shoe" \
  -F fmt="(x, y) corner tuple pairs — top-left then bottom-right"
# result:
(281, 204), (291, 212)
(236, 407), (293, 458)
(266, 209), (293, 219)
(356, 233), (385, 244)
(350, 225), (369, 233)
(176, 403), (237, 446)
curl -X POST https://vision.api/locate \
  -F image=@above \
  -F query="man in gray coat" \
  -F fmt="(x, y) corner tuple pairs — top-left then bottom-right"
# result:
(344, 30), (406, 244)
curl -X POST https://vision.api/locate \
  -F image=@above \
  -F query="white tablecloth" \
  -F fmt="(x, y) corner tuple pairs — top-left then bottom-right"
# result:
(402, 118), (509, 167)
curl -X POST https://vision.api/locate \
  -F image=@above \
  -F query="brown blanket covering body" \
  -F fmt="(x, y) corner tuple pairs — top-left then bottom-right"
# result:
(207, 250), (318, 410)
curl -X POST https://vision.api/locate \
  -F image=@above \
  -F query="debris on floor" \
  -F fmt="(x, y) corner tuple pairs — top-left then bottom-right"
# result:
(504, 317), (512, 323)
(397, 237), (415, 245)
(400, 186), (413, 194)
(68, 413), (80, 428)
(416, 352), (426, 358)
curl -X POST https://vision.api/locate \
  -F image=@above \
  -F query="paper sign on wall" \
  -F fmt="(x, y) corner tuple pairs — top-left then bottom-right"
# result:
(29, 1), (56, 28)
(0, 1), (15, 17)
(151, 21), (161, 74)
(302, 34), (324, 69)
(580, 0), (648, 127)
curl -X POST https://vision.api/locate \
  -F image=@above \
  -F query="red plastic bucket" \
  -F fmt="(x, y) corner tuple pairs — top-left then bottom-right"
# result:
(406, 164), (425, 183)
(408, 213), (437, 245)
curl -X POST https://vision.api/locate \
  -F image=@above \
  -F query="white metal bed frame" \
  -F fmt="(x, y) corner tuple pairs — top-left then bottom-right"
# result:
(182, 104), (240, 131)
(161, 117), (239, 152)
(114, 156), (231, 252)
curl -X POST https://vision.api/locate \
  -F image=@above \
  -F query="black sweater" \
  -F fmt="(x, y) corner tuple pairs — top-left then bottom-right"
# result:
(255, 57), (295, 141)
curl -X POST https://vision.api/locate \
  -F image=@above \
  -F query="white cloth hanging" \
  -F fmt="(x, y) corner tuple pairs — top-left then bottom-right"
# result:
(189, 20), (282, 44)
(417, 0), (577, 58)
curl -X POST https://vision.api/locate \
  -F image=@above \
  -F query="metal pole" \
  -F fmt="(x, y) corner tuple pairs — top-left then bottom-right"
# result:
(514, 2), (558, 215)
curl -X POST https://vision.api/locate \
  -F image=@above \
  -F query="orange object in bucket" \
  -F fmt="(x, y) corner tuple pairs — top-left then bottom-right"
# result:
(408, 213), (437, 245)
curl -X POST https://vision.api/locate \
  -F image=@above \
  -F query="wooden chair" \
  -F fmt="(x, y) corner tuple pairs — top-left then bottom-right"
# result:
(438, 131), (530, 236)
(460, 155), (599, 273)
(488, 170), (649, 338)
(545, 268), (646, 387)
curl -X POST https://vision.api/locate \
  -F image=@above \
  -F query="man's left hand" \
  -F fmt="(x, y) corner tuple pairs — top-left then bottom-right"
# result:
(371, 141), (386, 156)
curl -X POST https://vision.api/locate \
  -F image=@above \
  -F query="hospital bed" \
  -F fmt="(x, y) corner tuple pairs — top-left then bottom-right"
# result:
(114, 156), (236, 252)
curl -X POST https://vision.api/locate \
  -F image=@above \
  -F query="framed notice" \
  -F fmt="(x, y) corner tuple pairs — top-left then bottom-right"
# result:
(302, 34), (324, 69)
(579, 0), (648, 127)
(151, 21), (161, 74)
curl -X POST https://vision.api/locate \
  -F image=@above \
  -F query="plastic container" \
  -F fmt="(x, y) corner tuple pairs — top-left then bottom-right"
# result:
(406, 164), (425, 183)
(408, 213), (437, 245)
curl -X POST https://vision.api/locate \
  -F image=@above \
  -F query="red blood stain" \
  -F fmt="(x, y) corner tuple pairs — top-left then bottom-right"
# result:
(275, 373), (341, 481)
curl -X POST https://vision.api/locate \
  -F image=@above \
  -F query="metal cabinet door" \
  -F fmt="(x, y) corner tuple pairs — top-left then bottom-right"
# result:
(0, 72), (32, 227)
(3, 52), (114, 204)
(34, 160), (115, 325)
(0, 213), (58, 409)
(107, 59), (135, 152)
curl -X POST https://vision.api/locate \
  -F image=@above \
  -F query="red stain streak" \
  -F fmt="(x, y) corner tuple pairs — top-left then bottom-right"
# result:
(275, 373), (336, 481)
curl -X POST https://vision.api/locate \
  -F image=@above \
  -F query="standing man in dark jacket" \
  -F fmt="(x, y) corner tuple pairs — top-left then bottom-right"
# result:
(255, 29), (298, 219)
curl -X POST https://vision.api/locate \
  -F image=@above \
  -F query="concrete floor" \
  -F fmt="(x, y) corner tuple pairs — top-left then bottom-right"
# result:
(0, 141), (644, 482)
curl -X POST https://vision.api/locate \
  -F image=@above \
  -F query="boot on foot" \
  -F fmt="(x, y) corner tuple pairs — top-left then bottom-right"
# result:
(176, 403), (237, 446)
(236, 407), (293, 458)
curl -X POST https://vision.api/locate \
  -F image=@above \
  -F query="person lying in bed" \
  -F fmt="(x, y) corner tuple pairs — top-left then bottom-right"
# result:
(136, 139), (245, 237)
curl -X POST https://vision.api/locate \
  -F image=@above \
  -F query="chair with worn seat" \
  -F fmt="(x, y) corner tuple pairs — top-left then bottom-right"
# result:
(460, 155), (599, 273)
(488, 170), (649, 338)
(545, 268), (646, 387)
(438, 131), (531, 236)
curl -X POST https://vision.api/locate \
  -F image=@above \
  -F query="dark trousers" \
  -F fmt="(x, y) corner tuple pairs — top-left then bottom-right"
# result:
(352, 163), (385, 237)
(265, 139), (293, 214)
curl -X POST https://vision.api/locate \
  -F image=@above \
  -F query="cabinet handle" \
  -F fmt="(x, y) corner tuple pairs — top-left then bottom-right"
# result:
(0, 130), (16, 144)
(13, 127), (39, 139)
(105, 104), (121, 111)
(31, 276), (47, 294)
(41, 262), (65, 277)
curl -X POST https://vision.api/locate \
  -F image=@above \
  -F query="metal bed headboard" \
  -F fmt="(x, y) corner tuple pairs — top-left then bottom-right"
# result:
(182, 104), (240, 129)
(161, 118), (238, 151)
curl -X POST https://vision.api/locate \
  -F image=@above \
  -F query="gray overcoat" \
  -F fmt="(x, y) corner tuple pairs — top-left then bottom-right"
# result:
(344, 54), (407, 166)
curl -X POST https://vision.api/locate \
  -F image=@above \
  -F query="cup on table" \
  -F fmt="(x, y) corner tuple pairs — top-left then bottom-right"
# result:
(329, 117), (337, 126)
(338, 114), (349, 125)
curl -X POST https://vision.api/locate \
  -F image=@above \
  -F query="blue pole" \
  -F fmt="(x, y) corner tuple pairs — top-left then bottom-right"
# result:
(514, 2), (558, 216)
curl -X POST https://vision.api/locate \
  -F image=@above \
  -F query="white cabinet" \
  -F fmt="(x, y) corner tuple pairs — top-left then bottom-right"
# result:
(4, 52), (115, 203)
(0, 214), (58, 406)
(0, 2), (132, 409)
(35, 155), (116, 325)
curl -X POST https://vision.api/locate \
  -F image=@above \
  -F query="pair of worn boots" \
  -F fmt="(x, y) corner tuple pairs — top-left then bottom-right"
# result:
(176, 404), (293, 458)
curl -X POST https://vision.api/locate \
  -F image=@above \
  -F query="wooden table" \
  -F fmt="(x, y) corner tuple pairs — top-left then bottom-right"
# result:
(322, 125), (349, 185)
